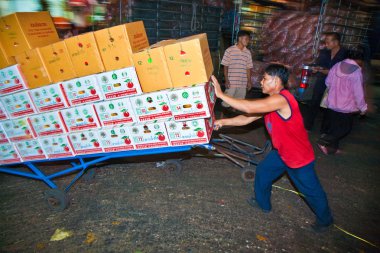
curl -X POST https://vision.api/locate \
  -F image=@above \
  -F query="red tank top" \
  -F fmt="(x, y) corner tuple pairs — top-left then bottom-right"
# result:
(264, 89), (314, 168)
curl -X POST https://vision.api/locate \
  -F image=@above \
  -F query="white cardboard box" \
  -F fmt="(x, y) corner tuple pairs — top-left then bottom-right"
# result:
(129, 91), (173, 123)
(0, 100), (9, 120)
(61, 104), (101, 132)
(14, 139), (47, 161)
(0, 123), (9, 144)
(1, 117), (36, 141)
(0, 143), (22, 164)
(130, 121), (170, 150)
(94, 98), (136, 127)
(40, 134), (75, 159)
(60, 75), (103, 106)
(98, 125), (135, 153)
(29, 83), (69, 112)
(0, 64), (28, 95)
(96, 67), (142, 99)
(29, 111), (68, 137)
(68, 130), (104, 155)
(167, 81), (216, 121)
(0, 90), (38, 118)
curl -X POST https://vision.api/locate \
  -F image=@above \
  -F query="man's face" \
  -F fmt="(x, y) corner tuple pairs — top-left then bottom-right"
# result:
(260, 73), (277, 94)
(238, 35), (250, 47)
(325, 36), (339, 50)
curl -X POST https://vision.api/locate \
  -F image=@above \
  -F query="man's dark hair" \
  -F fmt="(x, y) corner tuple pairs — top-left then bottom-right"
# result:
(324, 32), (341, 42)
(265, 64), (289, 87)
(237, 30), (251, 39)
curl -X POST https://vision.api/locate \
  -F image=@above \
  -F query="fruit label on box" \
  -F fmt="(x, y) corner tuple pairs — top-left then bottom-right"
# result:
(130, 121), (170, 149)
(15, 139), (47, 161)
(165, 117), (214, 146)
(0, 64), (28, 95)
(68, 130), (103, 155)
(29, 83), (69, 112)
(94, 98), (136, 127)
(130, 91), (173, 122)
(61, 75), (103, 106)
(1, 118), (36, 141)
(0, 143), (22, 164)
(62, 104), (101, 132)
(0, 123), (9, 144)
(96, 67), (142, 99)
(30, 111), (68, 137)
(40, 135), (75, 159)
(168, 81), (216, 121)
(0, 91), (37, 118)
(98, 125), (135, 152)
(0, 101), (9, 120)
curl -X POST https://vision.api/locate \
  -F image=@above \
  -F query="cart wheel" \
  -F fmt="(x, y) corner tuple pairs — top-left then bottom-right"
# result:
(82, 168), (96, 182)
(44, 189), (69, 211)
(163, 160), (183, 175)
(241, 166), (255, 182)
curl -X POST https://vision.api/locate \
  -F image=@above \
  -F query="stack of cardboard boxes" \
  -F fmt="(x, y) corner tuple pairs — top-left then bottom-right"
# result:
(0, 12), (215, 164)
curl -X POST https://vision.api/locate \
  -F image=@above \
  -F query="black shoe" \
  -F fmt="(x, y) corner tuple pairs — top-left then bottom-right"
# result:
(311, 222), (333, 233)
(246, 197), (270, 213)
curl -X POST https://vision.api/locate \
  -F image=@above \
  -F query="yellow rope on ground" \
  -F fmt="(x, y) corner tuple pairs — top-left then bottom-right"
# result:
(272, 184), (380, 249)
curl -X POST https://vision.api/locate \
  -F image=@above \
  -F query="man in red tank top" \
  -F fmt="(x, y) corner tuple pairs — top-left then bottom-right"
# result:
(212, 64), (333, 232)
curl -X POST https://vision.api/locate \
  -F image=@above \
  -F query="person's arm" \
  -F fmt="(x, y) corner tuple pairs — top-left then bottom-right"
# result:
(352, 72), (367, 114)
(221, 48), (231, 88)
(224, 66), (230, 88)
(214, 114), (262, 130)
(247, 69), (252, 90)
(211, 75), (287, 114)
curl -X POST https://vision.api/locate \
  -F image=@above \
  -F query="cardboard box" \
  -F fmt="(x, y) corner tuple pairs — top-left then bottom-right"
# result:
(96, 67), (142, 99)
(15, 48), (52, 88)
(40, 134), (75, 159)
(0, 123), (10, 144)
(0, 90), (38, 118)
(164, 33), (213, 87)
(132, 40), (175, 92)
(0, 41), (16, 69)
(129, 91), (173, 123)
(168, 81), (216, 121)
(165, 117), (214, 146)
(68, 130), (103, 155)
(0, 12), (59, 57)
(14, 139), (47, 161)
(61, 104), (101, 132)
(64, 32), (105, 77)
(29, 111), (68, 137)
(39, 41), (77, 83)
(94, 21), (149, 71)
(29, 83), (69, 112)
(60, 75), (103, 106)
(0, 143), (22, 164)
(0, 64), (28, 95)
(1, 117), (36, 141)
(130, 121), (170, 150)
(0, 101), (9, 121)
(94, 98), (136, 127)
(98, 125), (135, 152)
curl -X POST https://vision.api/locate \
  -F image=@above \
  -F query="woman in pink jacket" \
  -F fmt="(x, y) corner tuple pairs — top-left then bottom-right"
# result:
(317, 50), (367, 155)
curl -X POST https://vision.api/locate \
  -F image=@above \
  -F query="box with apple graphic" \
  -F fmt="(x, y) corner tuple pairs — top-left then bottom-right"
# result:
(40, 134), (75, 159)
(29, 83), (69, 112)
(98, 125), (135, 153)
(14, 139), (47, 161)
(61, 75), (103, 106)
(130, 121), (170, 150)
(68, 130), (103, 155)
(0, 101), (9, 120)
(29, 111), (68, 137)
(0, 90), (37, 118)
(0, 143), (22, 164)
(61, 104), (101, 132)
(0, 123), (9, 144)
(94, 98), (136, 127)
(1, 117), (36, 142)
(0, 64), (28, 95)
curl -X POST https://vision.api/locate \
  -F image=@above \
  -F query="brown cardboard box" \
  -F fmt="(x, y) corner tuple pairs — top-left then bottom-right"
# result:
(0, 42), (16, 69)
(14, 48), (52, 89)
(94, 21), (149, 71)
(64, 32), (105, 77)
(39, 41), (77, 83)
(164, 33), (213, 87)
(0, 12), (59, 57)
(132, 40), (175, 93)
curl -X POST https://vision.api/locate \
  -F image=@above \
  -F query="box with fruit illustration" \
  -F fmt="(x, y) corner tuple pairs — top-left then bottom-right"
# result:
(40, 134), (75, 159)
(94, 98), (136, 127)
(60, 75), (103, 106)
(29, 83), (69, 112)
(130, 121), (170, 150)
(167, 81), (215, 121)
(61, 104), (101, 132)
(96, 67), (142, 99)
(165, 116), (214, 146)
(14, 139), (47, 161)
(98, 125), (135, 153)
(0, 101), (8, 120)
(0, 90), (37, 118)
(1, 117), (36, 142)
(68, 130), (103, 155)
(129, 91), (172, 123)
(0, 64), (28, 95)
(0, 143), (22, 164)
(29, 111), (68, 137)
(0, 123), (9, 144)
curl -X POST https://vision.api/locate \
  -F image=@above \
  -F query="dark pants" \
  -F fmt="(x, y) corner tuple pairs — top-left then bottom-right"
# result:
(319, 109), (354, 152)
(303, 76), (327, 130)
(254, 150), (333, 226)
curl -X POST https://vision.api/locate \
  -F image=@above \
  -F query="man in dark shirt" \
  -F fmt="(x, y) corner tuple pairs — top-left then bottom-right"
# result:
(303, 32), (347, 131)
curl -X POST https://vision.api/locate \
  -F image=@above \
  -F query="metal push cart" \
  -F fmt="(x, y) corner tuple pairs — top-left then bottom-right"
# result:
(0, 135), (271, 211)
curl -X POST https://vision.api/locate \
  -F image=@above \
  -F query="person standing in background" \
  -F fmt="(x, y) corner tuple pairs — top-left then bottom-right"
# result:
(221, 30), (253, 110)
